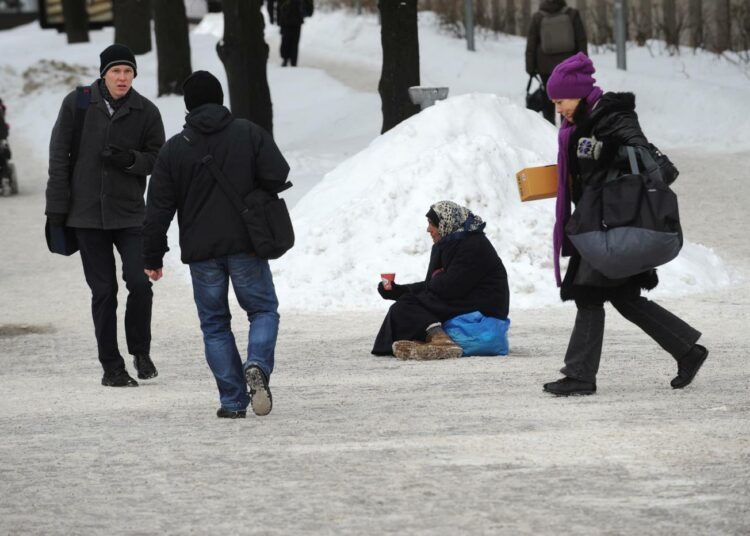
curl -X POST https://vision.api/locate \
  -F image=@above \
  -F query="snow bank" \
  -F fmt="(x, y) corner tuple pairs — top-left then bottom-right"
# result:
(273, 94), (732, 311)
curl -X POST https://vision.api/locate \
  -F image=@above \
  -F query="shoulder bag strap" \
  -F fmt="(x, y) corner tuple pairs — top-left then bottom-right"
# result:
(626, 145), (640, 174)
(70, 86), (91, 168)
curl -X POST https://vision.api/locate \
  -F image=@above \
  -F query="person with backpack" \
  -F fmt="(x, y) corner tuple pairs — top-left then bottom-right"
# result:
(542, 53), (709, 397)
(142, 71), (291, 419)
(525, 0), (587, 125)
(45, 44), (165, 387)
(268, 0), (314, 67)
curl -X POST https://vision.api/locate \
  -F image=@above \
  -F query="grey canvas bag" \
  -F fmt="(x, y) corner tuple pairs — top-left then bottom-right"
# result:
(540, 8), (576, 55)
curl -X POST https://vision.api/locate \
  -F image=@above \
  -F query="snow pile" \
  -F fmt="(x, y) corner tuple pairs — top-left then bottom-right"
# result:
(273, 94), (732, 311)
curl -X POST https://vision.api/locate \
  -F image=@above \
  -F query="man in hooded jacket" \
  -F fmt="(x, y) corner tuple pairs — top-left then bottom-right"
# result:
(525, 0), (588, 124)
(142, 71), (290, 419)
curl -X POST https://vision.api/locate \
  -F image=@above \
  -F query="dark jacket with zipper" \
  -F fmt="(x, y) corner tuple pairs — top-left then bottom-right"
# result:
(142, 103), (290, 269)
(561, 91), (659, 304)
(46, 80), (165, 229)
(403, 232), (510, 321)
(525, 0), (588, 76)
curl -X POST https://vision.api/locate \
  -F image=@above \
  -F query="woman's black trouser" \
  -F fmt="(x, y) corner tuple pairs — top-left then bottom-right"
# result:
(371, 293), (440, 356)
(561, 296), (701, 383)
(76, 227), (153, 374)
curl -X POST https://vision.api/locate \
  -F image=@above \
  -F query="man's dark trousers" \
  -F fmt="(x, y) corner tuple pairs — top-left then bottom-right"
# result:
(75, 227), (153, 374)
(281, 24), (302, 66)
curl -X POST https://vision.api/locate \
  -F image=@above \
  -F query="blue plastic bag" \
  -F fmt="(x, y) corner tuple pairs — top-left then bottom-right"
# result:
(443, 312), (510, 356)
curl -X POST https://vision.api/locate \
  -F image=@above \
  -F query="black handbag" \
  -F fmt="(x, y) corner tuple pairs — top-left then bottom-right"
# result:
(45, 220), (79, 256)
(201, 154), (295, 260)
(525, 75), (547, 113)
(565, 146), (682, 279)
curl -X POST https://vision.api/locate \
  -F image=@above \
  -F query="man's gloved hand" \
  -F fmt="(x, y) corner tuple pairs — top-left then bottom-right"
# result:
(101, 144), (135, 169)
(46, 213), (67, 226)
(377, 282), (407, 301)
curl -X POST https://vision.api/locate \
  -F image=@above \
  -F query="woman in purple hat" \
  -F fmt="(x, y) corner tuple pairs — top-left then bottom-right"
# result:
(542, 52), (708, 396)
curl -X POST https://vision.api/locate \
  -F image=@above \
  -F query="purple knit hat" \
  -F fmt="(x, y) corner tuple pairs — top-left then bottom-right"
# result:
(546, 52), (597, 100)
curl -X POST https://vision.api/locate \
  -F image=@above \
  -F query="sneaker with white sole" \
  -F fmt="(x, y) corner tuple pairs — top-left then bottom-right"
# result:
(245, 366), (272, 416)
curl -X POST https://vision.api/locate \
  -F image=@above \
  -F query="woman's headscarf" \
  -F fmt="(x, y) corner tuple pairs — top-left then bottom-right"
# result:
(426, 201), (485, 240)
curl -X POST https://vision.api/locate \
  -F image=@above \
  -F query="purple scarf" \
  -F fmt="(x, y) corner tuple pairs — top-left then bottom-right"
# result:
(553, 86), (604, 286)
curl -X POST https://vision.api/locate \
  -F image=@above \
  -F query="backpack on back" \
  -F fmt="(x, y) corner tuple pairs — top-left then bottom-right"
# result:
(540, 8), (576, 55)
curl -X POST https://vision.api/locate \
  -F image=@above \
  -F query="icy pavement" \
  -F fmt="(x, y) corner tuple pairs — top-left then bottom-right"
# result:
(1, 150), (749, 535)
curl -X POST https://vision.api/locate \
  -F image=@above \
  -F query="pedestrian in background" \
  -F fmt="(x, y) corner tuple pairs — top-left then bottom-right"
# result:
(142, 71), (290, 419)
(542, 53), (708, 396)
(45, 44), (165, 387)
(525, 0), (587, 125)
(268, 0), (314, 67)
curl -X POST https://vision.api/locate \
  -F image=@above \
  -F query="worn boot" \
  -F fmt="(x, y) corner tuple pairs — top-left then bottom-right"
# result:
(392, 328), (463, 360)
(543, 377), (596, 396)
(671, 344), (709, 389)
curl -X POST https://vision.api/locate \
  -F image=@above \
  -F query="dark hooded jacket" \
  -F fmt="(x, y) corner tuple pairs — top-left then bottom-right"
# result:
(46, 80), (165, 229)
(142, 103), (290, 268)
(561, 92), (659, 304)
(525, 0), (588, 76)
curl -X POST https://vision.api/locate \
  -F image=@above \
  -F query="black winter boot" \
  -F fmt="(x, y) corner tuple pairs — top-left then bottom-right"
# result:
(671, 344), (709, 389)
(216, 408), (247, 419)
(102, 368), (139, 387)
(543, 377), (596, 396)
(245, 366), (272, 416)
(133, 354), (158, 380)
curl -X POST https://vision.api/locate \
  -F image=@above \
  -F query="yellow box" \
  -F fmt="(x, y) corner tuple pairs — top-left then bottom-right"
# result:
(516, 164), (558, 201)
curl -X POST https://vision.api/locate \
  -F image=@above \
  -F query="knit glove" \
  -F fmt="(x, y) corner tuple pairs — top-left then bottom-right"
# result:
(46, 213), (67, 226)
(377, 282), (407, 301)
(101, 144), (135, 169)
(576, 136), (603, 160)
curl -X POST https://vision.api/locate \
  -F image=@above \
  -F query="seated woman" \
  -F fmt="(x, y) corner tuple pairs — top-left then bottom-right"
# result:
(372, 201), (510, 359)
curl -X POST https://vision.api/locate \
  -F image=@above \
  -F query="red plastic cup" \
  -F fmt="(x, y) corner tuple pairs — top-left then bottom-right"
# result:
(380, 273), (396, 290)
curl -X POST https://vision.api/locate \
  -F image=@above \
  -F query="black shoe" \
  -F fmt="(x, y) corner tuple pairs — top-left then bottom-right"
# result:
(543, 377), (596, 396)
(216, 407), (247, 419)
(133, 354), (158, 380)
(245, 366), (272, 416)
(101, 368), (139, 387)
(671, 344), (709, 389)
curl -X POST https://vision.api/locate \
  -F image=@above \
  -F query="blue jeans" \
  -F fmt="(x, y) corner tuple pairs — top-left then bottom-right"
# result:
(189, 253), (279, 411)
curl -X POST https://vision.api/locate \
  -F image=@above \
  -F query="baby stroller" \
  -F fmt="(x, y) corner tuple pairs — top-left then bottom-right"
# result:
(0, 98), (18, 197)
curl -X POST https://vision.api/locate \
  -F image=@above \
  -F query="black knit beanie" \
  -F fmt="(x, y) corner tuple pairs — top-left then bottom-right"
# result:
(100, 44), (137, 77)
(182, 71), (224, 111)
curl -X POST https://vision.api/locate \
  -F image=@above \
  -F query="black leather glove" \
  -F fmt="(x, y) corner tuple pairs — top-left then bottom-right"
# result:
(101, 144), (135, 169)
(46, 213), (67, 226)
(377, 282), (407, 301)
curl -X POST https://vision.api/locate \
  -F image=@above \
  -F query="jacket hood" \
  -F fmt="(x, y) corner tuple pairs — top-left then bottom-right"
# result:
(185, 103), (233, 134)
(594, 92), (636, 115)
(540, 0), (567, 13)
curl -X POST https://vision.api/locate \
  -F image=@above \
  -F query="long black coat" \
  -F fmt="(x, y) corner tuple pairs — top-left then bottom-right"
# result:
(525, 0), (588, 76)
(142, 104), (290, 268)
(46, 81), (165, 229)
(372, 232), (509, 355)
(561, 92), (659, 304)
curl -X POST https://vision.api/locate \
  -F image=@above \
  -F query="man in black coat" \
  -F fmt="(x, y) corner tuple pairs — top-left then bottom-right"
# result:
(45, 44), (165, 387)
(142, 71), (291, 419)
(372, 201), (510, 360)
(268, 0), (313, 67)
(525, 0), (587, 124)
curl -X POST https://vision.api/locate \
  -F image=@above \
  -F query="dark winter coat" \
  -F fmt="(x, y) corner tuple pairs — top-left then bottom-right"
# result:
(0, 98), (8, 140)
(46, 80), (165, 229)
(403, 232), (509, 320)
(525, 0), (588, 76)
(561, 91), (659, 304)
(142, 103), (290, 269)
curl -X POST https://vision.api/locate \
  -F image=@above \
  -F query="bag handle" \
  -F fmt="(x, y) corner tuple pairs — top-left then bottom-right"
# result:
(526, 74), (542, 94)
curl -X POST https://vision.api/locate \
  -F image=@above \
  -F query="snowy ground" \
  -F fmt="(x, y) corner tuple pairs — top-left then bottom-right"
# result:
(1, 9), (749, 535)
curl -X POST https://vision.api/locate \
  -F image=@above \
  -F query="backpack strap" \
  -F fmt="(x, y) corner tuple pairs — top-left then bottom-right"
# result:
(70, 86), (91, 166)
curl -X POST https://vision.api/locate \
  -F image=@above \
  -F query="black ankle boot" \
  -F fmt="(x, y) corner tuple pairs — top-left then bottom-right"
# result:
(133, 354), (158, 380)
(543, 377), (596, 396)
(216, 408), (246, 419)
(671, 344), (709, 389)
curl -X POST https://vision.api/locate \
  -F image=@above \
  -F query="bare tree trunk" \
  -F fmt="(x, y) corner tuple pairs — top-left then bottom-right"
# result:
(662, 0), (678, 49)
(712, 0), (731, 52)
(378, 0), (420, 134)
(114, 0), (152, 55)
(218, 0), (273, 134)
(688, 0), (702, 49)
(520, 0), (531, 35)
(62, 0), (89, 43)
(505, 0), (516, 35)
(491, 0), (501, 31)
(594, 0), (608, 45)
(636, 0), (652, 45)
(153, 0), (192, 96)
